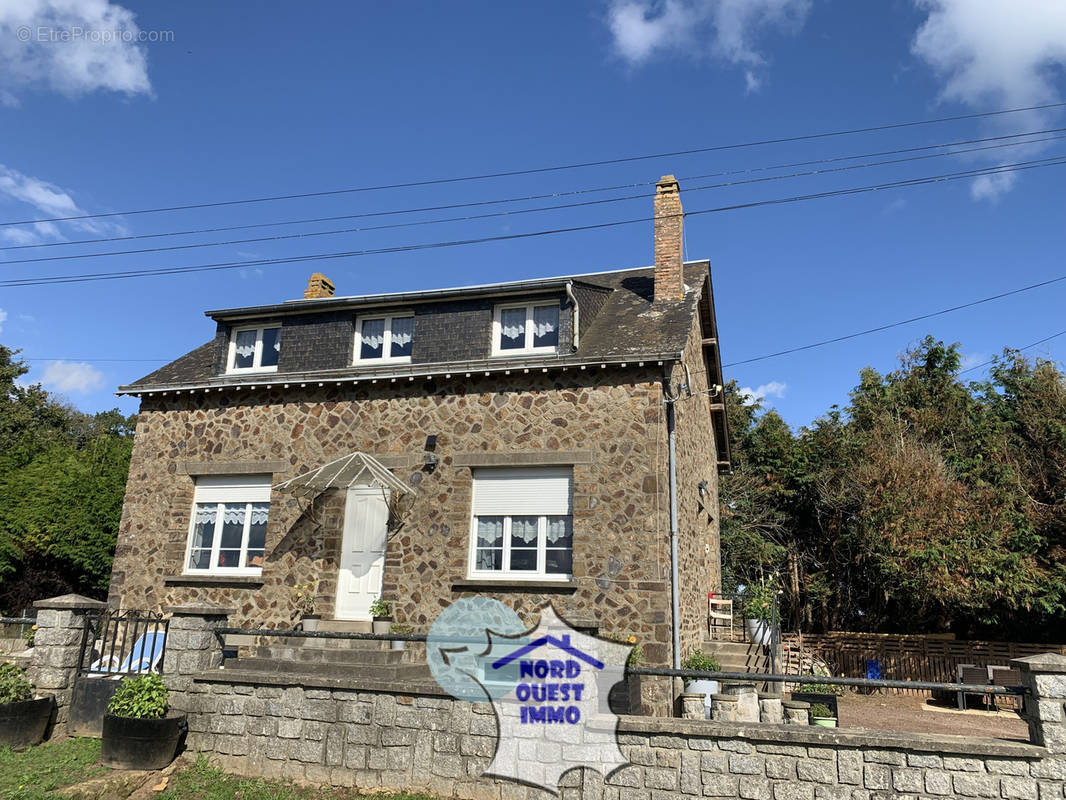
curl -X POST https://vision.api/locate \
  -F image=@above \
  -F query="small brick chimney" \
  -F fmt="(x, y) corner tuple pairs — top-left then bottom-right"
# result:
(653, 175), (684, 302)
(303, 273), (335, 300)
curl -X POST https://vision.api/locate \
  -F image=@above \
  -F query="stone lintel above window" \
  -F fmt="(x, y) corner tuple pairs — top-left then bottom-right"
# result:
(179, 460), (289, 476)
(452, 451), (592, 468)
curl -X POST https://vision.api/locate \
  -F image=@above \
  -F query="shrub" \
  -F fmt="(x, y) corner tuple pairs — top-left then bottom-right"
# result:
(681, 649), (722, 673)
(743, 580), (776, 622)
(801, 681), (845, 696)
(293, 581), (318, 615)
(23, 625), (35, 649)
(369, 598), (392, 619)
(0, 662), (34, 704)
(107, 673), (168, 719)
(808, 703), (833, 719)
(389, 624), (413, 634)
(604, 633), (644, 667)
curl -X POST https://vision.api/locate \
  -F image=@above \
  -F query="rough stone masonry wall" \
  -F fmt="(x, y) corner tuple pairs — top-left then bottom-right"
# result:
(109, 366), (715, 669)
(670, 306), (722, 660)
(175, 672), (1061, 800)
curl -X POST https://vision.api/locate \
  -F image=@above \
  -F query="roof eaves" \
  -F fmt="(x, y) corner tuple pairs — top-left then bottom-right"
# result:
(116, 351), (683, 396)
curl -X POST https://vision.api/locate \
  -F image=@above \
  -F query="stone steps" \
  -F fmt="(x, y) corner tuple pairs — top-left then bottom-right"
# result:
(700, 640), (773, 675)
(255, 645), (404, 665)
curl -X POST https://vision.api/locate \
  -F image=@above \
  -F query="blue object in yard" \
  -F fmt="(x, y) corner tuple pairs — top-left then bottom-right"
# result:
(865, 659), (882, 680)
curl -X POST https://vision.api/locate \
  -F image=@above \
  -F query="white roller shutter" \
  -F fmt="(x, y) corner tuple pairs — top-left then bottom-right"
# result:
(194, 474), (272, 503)
(472, 467), (572, 516)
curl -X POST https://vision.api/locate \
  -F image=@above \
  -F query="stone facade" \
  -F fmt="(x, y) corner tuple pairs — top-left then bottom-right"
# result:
(109, 345), (721, 675)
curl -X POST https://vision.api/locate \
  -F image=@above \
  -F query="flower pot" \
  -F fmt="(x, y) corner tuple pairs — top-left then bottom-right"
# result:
(372, 618), (391, 635)
(0, 696), (54, 750)
(390, 639), (406, 651)
(101, 710), (187, 770)
(745, 618), (773, 646)
(683, 679), (720, 719)
(301, 614), (321, 632)
(812, 716), (837, 728)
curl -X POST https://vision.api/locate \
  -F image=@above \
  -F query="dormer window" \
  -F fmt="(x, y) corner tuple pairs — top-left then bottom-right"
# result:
(492, 302), (559, 356)
(356, 314), (413, 363)
(228, 325), (280, 373)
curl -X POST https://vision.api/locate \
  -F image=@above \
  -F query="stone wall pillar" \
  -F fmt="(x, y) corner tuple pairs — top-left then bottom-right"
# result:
(28, 594), (107, 731)
(162, 603), (232, 706)
(1013, 653), (1066, 752)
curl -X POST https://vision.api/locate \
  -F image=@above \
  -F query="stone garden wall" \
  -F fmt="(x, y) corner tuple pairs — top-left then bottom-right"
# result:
(176, 671), (1061, 800)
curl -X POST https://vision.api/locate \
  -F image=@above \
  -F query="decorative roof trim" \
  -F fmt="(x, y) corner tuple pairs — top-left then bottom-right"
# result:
(116, 353), (677, 397)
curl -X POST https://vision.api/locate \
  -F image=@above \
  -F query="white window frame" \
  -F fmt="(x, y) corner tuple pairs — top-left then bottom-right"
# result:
(183, 475), (272, 576)
(467, 468), (573, 581)
(227, 324), (281, 374)
(354, 313), (414, 364)
(491, 302), (560, 357)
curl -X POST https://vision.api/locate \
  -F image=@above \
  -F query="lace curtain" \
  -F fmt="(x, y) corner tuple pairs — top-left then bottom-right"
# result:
(390, 317), (413, 348)
(546, 516), (571, 544)
(510, 517), (538, 544)
(194, 505), (217, 525)
(500, 308), (525, 342)
(477, 517), (503, 547)
(361, 319), (386, 350)
(532, 306), (557, 339)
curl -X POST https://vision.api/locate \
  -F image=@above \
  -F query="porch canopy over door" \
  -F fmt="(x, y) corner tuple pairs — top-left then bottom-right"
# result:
(271, 452), (412, 497)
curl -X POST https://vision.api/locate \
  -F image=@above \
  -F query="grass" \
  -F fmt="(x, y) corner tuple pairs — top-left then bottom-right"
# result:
(160, 756), (437, 800)
(0, 742), (439, 800)
(0, 738), (105, 799)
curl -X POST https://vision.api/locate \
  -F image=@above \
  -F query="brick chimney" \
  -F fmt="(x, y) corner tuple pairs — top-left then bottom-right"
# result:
(303, 273), (335, 300)
(653, 175), (684, 301)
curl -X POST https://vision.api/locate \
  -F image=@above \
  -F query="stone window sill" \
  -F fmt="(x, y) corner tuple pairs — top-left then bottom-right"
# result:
(451, 578), (577, 593)
(164, 574), (265, 588)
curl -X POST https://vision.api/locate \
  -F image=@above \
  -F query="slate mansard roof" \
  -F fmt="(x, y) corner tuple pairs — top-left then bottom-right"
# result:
(119, 262), (724, 396)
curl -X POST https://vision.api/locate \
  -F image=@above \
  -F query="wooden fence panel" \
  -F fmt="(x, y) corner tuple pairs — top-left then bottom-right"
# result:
(781, 631), (1066, 695)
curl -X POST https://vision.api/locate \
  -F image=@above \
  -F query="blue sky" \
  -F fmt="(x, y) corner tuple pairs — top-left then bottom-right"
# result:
(0, 0), (1064, 427)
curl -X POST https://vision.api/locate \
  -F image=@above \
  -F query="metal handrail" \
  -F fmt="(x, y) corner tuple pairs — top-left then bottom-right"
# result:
(0, 617), (35, 625)
(629, 666), (1028, 696)
(213, 626), (1027, 696)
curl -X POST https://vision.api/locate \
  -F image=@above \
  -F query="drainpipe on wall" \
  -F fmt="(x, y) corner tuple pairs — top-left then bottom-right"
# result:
(663, 372), (682, 672)
(565, 281), (580, 352)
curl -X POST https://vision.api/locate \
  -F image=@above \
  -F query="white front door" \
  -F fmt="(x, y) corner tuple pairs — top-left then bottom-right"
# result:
(335, 486), (388, 620)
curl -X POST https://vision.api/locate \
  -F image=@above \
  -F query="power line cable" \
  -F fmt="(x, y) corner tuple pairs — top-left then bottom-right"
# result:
(2, 101), (1064, 229)
(4, 126), (1062, 254)
(723, 278), (1066, 369)
(2, 156), (1063, 289)
(958, 330), (1066, 376)
(5, 134), (1064, 268)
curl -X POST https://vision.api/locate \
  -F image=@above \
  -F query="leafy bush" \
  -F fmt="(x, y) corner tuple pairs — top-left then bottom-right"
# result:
(22, 625), (35, 648)
(604, 633), (644, 667)
(801, 681), (845, 696)
(743, 580), (776, 623)
(390, 624), (413, 634)
(107, 673), (168, 719)
(0, 662), (34, 703)
(681, 649), (721, 673)
(292, 581), (318, 615)
(808, 703), (833, 719)
(369, 598), (392, 619)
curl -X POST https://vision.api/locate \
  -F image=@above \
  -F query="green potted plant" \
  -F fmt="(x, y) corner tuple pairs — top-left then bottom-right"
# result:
(369, 598), (392, 635)
(808, 703), (837, 728)
(681, 649), (722, 719)
(101, 673), (186, 770)
(0, 663), (54, 749)
(389, 623), (412, 651)
(293, 581), (321, 631)
(743, 580), (776, 646)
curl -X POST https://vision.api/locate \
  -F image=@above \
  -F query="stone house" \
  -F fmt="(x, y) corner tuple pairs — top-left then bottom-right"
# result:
(108, 175), (730, 668)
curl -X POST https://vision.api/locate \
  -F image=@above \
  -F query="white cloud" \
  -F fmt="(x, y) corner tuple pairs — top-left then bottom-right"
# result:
(911, 0), (1066, 200)
(0, 0), (152, 105)
(0, 164), (121, 246)
(605, 0), (811, 89)
(39, 360), (104, 394)
(0, 308), (6, 334)
(738, 380), (787, 405)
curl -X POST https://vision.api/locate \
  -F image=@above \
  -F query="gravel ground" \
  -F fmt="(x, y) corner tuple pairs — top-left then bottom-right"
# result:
(832, 692), (1030, 740)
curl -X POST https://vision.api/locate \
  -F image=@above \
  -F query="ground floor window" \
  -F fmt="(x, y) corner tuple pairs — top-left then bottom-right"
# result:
(185, 475), (271, 574)
(469, 467), (573, 579)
